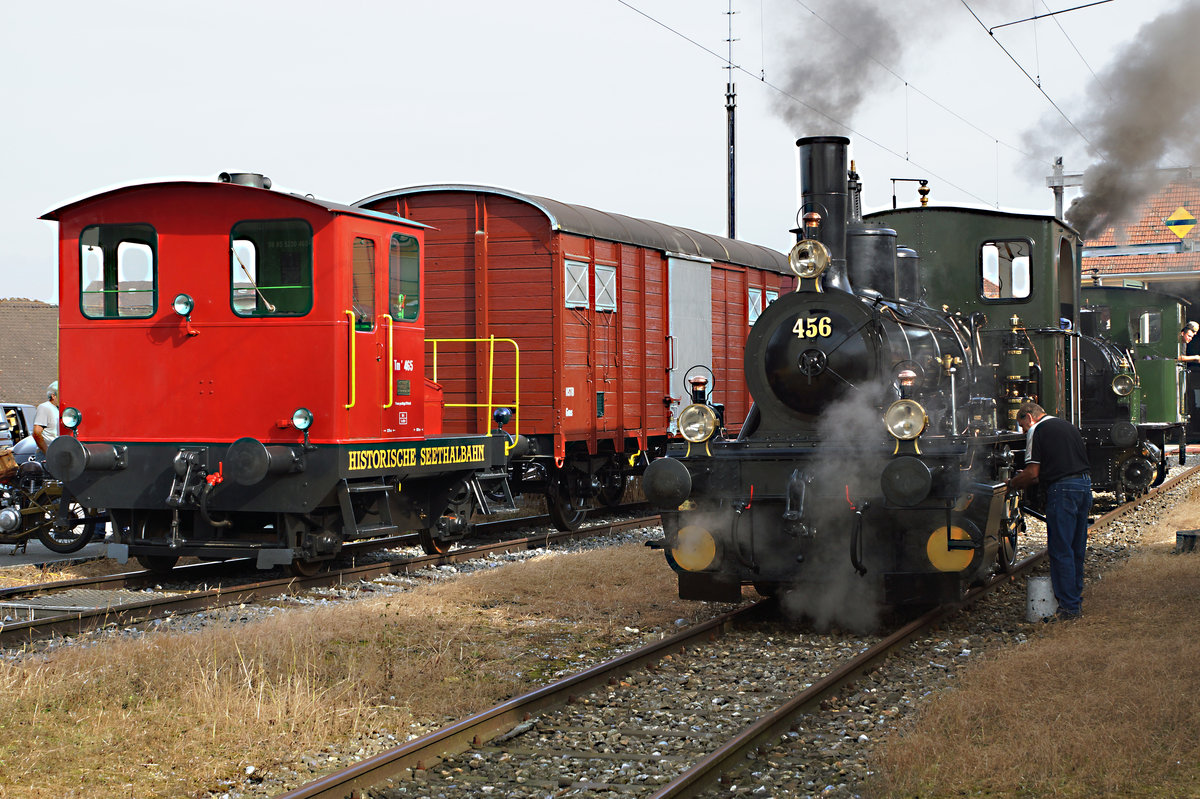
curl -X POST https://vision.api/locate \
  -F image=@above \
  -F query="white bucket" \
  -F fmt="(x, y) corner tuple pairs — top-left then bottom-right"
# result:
(1026, 575), (1058, 622)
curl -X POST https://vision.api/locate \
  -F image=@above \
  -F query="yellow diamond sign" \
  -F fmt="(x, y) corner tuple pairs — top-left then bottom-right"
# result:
(1166, 207), (1196, 239)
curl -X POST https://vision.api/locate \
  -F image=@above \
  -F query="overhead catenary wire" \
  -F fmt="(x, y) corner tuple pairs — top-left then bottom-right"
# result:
(785, 0), (1043, 166)
(1036, 0), (1112, 103)
(615, 0), (999, 206)
(959, 0), (1095, 149)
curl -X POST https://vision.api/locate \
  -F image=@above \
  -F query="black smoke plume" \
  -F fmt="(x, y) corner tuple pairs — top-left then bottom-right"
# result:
(768, 0), (907, 133)
(1059, 4), (1200, 238)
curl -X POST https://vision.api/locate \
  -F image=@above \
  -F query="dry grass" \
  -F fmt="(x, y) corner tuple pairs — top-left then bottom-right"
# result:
(0, 557), (131, 589)
(872, 491), (1200, 798)
(0, 542), (724, 798)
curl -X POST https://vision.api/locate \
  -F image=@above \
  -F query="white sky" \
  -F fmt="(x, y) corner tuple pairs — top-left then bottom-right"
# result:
(0, 0), (1182, 304)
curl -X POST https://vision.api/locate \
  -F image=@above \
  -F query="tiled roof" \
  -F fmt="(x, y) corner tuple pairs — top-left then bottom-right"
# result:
(0, 299), (58, 406)
(1087, 179), (1200, 246)
(1083, 178), (1200, 278)
(1084, 251), (1200, 275)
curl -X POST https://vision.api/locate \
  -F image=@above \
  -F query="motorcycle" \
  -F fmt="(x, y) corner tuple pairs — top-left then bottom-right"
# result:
(0, 433), (106, 555)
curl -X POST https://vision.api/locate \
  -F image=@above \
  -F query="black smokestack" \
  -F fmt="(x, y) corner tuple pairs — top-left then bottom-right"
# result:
(797, 135), (851, 291)
(1060, 4), (1200, 238)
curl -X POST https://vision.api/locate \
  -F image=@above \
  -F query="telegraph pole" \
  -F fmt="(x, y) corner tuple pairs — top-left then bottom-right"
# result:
(726, 1), (737, 239)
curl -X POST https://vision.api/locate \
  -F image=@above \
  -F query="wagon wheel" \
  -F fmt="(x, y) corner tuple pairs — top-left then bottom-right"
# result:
(596, 465), (627, 508)
(35, 498), (95, 554)
(128, 514), (180, 572)
(546, 475), (586, 532)
(288, 558), (324, 577)
(421, 484), (473, 555)
(997, 494), (1024, 573)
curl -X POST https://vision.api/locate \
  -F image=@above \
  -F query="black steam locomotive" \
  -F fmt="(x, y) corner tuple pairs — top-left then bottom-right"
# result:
(643, 136), (1026, 623)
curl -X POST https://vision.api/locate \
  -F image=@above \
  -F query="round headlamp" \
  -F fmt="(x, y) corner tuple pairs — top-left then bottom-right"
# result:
(173, 293), (195, 316)
(787, 239), (832, 279)
(291, 407), (314, 431)
(670, 525), (718, 571)
(884, 399), (928, 440)
(1111, 374), (1135, 397)
(678, 404), (718, 443)
(61, 406), (82, 430)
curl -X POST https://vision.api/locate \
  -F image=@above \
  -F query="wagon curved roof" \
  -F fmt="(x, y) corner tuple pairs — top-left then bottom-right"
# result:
(355, 185), (790, 273)
(41, 181), (426, 228)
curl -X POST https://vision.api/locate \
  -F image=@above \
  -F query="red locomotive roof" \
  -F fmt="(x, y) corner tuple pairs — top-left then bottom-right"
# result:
(41, 180), (429, 228)
(355, 184), (790, 273)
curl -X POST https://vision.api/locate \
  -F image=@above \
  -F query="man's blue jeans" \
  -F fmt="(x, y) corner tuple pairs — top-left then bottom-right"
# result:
(1045, 475), (1092, 615)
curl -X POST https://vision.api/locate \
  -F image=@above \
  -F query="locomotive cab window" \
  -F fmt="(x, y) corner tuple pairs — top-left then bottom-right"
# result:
(79, 224), (157, 318)
(1137, 310), (1162, 344)
(230, 219), (313, 316)
(389, 234), (419, 321)
(980, 240), (1031, 301)
(352, 237), (376, 331)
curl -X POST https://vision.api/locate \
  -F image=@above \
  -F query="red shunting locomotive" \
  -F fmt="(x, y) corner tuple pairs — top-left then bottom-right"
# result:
(44, 173), (511, 572)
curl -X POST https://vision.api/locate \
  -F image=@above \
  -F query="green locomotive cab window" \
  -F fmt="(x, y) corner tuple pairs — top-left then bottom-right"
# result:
(80, 223), (157, 319)
(389, 234), (420, 321)
(230, 219), (313, 316)
(352, 237), (376, 331)
(1137, 310), (1162, 344)
(980, 240), (1031, 301)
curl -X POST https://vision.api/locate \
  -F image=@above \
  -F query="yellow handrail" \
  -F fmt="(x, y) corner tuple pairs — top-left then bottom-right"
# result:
(344, 310), (356, 410)
(381, 314), (394, 409)
(426, 335), (520, 455)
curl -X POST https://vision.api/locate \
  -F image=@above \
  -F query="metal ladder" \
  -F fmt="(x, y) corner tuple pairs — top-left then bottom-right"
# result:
(469, 469), (518, 514)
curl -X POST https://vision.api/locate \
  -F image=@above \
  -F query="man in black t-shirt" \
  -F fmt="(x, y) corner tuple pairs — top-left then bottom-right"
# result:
(1007, 401), (1091, 619)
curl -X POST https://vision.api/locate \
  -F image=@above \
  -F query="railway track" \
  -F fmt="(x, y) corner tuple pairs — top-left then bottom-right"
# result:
(0, 510), (658, 647)
(271, 463), (1200, 799)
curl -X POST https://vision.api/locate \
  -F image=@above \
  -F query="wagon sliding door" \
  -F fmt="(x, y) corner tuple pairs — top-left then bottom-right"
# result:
(667, 255), (713, 430)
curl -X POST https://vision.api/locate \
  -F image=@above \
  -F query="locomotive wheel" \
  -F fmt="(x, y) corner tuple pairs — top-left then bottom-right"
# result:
(135, 554), (179, 572)
(997, 496), (1024, 573)
(36, 501), (95, 554)
(418, 529), (453, 556)
(546, 478), (586, 531)
(421, 486), (473, 555)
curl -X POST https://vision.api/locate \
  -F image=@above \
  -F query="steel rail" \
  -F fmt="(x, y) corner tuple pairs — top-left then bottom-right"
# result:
(271, 602), (773, 799)
(0, 535), (415, 600)
(648, 554), (1042, 798)
(0, 505), (648, 602)
(0, 515), (661, 646)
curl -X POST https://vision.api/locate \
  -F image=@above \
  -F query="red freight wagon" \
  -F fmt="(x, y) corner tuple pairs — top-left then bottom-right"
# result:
(356, 186), (792, 529)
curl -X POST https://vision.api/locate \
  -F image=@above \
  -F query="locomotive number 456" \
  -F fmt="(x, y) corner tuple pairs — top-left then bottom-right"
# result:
(793, 316), (833, 339)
